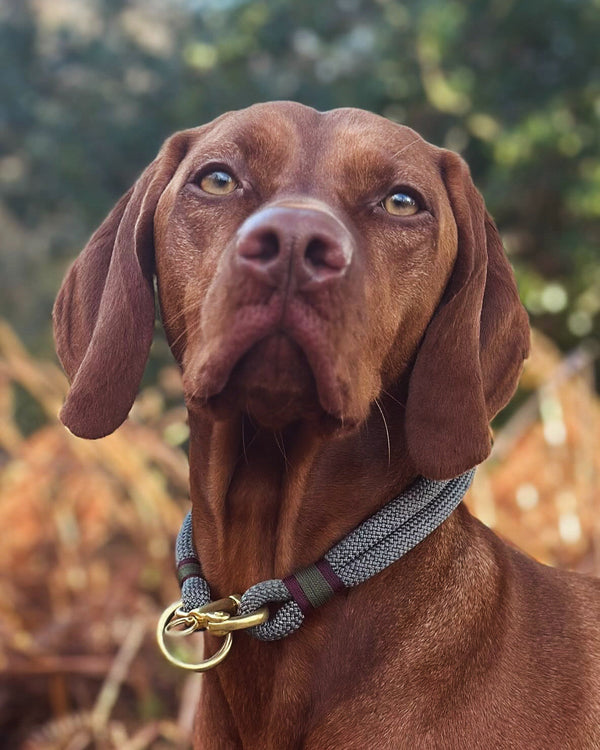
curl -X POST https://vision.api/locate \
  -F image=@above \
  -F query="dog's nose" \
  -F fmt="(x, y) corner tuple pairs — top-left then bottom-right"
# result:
(235, 206), (353, 288)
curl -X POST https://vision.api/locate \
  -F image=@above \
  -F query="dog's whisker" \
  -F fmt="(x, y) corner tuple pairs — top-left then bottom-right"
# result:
(168, 318), (204, 352)
(241, 416), (249, 465)
(381, 389), (406, 409)
(375, 398), (391, 468)
(161, 296), (204, 326)
(274, 430), (289, 468)
(392, 136), (421, 158)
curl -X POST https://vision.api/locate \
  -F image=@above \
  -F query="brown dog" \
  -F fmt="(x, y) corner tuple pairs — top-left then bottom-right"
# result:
(54, 102), (600, 748)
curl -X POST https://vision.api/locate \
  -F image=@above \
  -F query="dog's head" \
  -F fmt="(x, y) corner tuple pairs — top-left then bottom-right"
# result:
(54, 101), (529, 479)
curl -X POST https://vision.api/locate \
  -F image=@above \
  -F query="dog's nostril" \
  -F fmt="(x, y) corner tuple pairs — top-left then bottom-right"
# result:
(239, 230), (279, 263)
(305, 238), (329, 269)
(257, 231), (279, 262)
(305, 237), (346, 272)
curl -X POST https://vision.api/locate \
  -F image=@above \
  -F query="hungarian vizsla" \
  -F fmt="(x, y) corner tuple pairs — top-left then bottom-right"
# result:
(54, 102), (600, 748)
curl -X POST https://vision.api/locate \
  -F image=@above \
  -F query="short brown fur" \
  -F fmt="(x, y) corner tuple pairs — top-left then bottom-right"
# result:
(54, 102), (600, 749)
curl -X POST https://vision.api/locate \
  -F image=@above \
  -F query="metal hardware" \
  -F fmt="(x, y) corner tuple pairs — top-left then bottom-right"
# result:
(203, 604), (269, 637)
(164, 596), (240, 636)
(157, 595), (269, 672)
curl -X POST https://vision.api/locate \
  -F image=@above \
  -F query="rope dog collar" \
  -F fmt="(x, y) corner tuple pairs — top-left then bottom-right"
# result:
(158, 470), (474, 669)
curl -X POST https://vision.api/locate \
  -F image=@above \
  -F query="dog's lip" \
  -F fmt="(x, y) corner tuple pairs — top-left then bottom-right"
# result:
(184, 301), (346, 419)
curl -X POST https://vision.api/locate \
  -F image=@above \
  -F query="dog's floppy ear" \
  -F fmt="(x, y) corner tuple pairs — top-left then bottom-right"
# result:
(406, 150), (530, 480)
(53, 132), (190, 439)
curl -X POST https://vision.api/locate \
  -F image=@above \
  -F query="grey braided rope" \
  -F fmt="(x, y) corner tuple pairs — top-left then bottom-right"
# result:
(176, 511), (211, 609)
(176, 470), (474, 641)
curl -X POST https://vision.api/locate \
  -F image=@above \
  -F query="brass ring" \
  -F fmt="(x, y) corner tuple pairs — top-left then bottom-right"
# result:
(157, 601), (233, 672)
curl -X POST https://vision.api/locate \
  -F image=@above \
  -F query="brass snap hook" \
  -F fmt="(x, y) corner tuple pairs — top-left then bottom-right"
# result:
(164, 597), (237, 637)
(157, 596), (269, 672)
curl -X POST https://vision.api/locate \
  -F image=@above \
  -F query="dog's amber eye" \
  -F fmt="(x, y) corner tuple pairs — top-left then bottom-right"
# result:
(383, 191), (420, 216)
(199, 170), (237, 195)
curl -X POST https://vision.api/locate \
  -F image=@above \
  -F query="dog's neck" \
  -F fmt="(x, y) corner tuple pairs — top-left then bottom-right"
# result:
(185, 396), (498, 748)
(187, 393), (418, 596)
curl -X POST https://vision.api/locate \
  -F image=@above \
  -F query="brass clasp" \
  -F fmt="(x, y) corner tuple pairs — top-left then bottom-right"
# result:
(157, 596), (269, 672)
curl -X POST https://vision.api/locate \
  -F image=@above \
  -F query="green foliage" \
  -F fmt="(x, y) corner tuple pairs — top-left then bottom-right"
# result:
(1, 0), (599, 357)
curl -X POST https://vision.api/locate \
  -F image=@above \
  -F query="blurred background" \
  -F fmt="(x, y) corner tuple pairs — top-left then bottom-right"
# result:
(1, 0), (598, 747)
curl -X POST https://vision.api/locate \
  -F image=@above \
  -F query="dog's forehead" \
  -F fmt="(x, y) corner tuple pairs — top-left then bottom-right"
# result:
(320, 108), (439, 190)
(185, 102), (439, 182)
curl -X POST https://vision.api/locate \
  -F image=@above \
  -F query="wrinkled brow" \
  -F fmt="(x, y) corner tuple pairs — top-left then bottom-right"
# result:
(320, 118), (428, 194)
(334, 145), (436, 205)
(197, 115), (301, 177)
(337, 146), (399, 198)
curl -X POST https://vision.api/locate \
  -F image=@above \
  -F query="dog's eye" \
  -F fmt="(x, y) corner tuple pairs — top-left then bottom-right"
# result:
(382, 191), (420, 217)
(199, 170), (238, 195)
